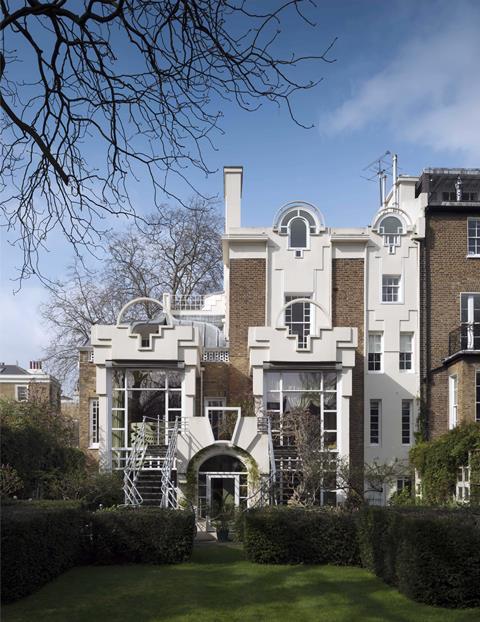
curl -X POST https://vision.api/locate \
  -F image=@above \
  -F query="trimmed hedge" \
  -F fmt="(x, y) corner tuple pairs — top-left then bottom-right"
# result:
(357, 506), (480, 608)
(1, 502), (196, 603)
(91, 507), (196, 564)
(244, 507), (359, 566)
(1, 501), (87, 603)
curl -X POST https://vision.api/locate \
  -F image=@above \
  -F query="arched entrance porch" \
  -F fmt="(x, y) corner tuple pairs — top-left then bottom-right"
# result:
(185, 444), (259, 524)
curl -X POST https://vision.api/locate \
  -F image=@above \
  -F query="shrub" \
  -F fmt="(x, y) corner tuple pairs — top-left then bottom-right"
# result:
(0, 398), (86, 498)
(357, 506), (480, 608)
(410, 422), (480, 505)
(91, 507), (195, 564)
(244, 507), (359, 566)
(1, 500), (87, 603)
(0, 464), (23, 498)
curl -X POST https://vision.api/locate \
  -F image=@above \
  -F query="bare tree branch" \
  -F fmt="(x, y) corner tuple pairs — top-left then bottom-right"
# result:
(40, 198), (223, 390)
(1, 0), (336, 283)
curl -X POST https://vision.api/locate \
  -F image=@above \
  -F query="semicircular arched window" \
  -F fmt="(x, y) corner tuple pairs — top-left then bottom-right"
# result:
(289, 217), (308, 250)
(379, 215), (404, 254)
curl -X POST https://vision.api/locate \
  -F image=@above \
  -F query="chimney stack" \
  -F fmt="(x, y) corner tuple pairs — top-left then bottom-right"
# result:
(29, 360), (43, 374)
(224, 166), (243, 232)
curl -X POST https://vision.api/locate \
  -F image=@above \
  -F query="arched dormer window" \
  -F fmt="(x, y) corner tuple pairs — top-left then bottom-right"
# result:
(273, 202), (324, 258)
(289, 217), (308, 249)
(379, 215), (404, 254)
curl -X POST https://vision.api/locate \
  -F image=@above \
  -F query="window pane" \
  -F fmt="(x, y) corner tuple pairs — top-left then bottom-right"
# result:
(112, 370), (125, 388)
(112, 430), (125, 447)
(323, 372), (337, 391)
(128, 390), (166, 424)
(112, 391), (125, 408)
(112, 409), (125, 429)
(290, 217), (307, 248)
(127, 369), (166, 389)
(324, 411), (337, 430)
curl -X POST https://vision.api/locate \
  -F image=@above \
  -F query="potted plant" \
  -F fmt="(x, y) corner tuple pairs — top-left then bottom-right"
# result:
(211, 502), (234, 542)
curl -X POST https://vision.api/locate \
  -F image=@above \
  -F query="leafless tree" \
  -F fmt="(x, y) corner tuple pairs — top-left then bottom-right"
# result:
(40, 198), (223, 389)
(1, 1), (336, 282)
(282, 407), (409, 506)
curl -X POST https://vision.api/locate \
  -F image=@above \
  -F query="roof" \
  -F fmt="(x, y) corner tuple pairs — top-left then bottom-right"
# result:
(0, 364), (29, 375)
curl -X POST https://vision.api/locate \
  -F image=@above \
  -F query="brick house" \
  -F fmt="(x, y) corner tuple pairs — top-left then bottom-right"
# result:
(0, 361), (61, 410)
(417, 169), (480, 437)
(77, 164), (479, 517)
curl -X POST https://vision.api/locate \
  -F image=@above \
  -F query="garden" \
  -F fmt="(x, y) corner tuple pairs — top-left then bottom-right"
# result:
(2, 400), (480, 619)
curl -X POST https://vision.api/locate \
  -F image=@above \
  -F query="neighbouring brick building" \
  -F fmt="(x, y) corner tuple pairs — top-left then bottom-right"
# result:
(0, 361), (61, 410)
(417, 169), (480, 437)
(76, 163), (479, 518)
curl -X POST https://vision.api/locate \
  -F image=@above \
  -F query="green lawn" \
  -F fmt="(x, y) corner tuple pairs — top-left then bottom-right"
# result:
(3, 544), (479, 622)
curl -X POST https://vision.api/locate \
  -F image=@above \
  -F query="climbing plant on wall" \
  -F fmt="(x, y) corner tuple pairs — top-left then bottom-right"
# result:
(410, 422), (480, 505)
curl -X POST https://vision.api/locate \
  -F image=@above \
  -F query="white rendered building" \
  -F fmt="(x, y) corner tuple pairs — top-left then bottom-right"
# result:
(79, 164), (426, 518)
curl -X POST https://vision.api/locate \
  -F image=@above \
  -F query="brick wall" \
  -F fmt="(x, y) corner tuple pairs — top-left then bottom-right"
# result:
(195, 362), (229, 415)
(78, 350), (98, 459)
(228, 258), (266, 403)
(423, 210), (480, 437)
(332, 258), (365, 475)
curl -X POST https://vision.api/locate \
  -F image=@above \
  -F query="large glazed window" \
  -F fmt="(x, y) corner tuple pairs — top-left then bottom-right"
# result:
(284, 295), (311, 349)
(111, 368), (182, 467)
(264, 370), (337, 450)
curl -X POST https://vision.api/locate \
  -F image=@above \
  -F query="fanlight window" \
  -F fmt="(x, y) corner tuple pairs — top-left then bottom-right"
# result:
(279, 208), (317, 235)
(379, 216), (403, 254)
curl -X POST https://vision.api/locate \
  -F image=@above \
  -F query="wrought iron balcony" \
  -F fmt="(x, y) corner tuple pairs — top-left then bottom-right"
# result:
(448, 323), (480, 358)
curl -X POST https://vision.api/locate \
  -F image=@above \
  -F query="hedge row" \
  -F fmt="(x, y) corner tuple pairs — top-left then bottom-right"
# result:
(91, 508), (195, 564)
(357, 506), (480, 608)
(244, 507), (359, 566)
(244, 506), (480, 609)
(1, 502), (196, 603)
(1, 501), (87, 603)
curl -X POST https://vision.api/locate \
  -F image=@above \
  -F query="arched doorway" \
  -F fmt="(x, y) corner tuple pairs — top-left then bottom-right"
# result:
(197, 454), (248, 520)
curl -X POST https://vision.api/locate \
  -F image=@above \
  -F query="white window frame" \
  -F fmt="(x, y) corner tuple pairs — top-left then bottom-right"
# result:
(287, 216), (310, 252)
(399, 333), (414, 372)
(475, 370), (480, 423)
(89, 397), (100, 447)
(460, 292), (480, 350)
(369, 399), (381, 446)
(368, 332), (383, 373)
(204, 397), (226, 411)
(456, 466), (470, 503)
(379, 216), (404, 255)
(401, 399), (412, 446)
(284, 294), (313, 350)
(467, 218), (480, 257)
(15, 384), (29, 402)
(449, 375), (458, 429)
(382, 274), (401, 304)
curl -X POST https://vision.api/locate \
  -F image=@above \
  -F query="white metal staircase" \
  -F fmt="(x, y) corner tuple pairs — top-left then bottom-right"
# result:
(123, 416), (179, 507)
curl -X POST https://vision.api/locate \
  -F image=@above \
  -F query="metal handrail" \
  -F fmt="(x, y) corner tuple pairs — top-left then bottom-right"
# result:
(448, 322), (480, 357)
(160, 417), (179, 508)
(123, 416), (147, 505)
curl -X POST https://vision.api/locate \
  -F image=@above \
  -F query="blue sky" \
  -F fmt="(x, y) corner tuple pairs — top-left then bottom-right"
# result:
(1, 0), (480, 368)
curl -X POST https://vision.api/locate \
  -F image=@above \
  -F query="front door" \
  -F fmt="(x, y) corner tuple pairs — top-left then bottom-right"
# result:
(207, 475), (239, 516)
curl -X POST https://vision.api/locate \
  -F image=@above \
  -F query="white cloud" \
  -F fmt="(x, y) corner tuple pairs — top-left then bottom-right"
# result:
(326, 4), (480, 161)
(0, 285), (51, 367)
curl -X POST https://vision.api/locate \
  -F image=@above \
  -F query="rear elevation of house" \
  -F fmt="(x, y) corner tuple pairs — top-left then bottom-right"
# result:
(78, 165), (480, 514)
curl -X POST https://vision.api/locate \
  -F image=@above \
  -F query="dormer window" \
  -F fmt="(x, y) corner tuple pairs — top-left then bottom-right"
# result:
(289, 217), (308, 250)
(273, 202), (325, 258)
(379, 215), (403, 254)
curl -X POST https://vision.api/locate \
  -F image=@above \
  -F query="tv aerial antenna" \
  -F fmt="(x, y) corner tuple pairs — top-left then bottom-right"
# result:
(361, 151), (398, 207)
